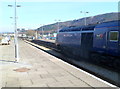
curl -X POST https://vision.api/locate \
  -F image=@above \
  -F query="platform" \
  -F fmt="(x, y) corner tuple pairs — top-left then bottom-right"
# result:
(0, 39), (116, 88)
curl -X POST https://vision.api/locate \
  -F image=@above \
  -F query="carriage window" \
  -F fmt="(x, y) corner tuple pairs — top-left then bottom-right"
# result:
(109, 31), (119, 41)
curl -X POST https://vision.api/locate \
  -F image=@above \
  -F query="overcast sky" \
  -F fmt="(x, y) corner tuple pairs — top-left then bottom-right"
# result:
(0, 0), (119, 32)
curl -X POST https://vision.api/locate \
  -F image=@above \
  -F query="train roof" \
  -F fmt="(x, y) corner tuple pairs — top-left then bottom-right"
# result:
(95, 20), (120, 28)
(59, 20), (120, 32)
(59, 24), (96, 32)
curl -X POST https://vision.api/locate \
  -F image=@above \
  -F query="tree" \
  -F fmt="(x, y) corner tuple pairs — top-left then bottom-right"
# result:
(26, 30), (36, 37)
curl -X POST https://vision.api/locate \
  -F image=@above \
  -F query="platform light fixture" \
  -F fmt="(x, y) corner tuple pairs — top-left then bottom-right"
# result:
(80, 11), (89, 26)
(39, 24), (44, 39)
(55, 19), (61, 33)
(8, 0), (21, 62)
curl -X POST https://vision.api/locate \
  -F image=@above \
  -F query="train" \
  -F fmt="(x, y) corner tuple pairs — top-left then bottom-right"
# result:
(55, 20), (120, 66)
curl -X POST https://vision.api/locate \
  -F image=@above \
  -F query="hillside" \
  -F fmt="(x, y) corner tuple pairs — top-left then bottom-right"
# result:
(37, 12), (119, 33)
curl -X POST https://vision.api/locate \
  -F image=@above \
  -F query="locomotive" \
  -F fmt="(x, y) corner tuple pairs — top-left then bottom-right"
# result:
(55, 20), (120, 66)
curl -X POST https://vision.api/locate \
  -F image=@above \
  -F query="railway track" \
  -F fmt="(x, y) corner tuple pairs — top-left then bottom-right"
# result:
(31, 40), (60, 52)
(25, 39), (120, 87)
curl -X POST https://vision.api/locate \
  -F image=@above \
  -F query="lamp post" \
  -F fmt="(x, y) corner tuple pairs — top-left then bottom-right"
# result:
(55, 19), (61, 33)
(35, 30), (38, 40)
(40, 24), (44, 39)
(8, 0), (21, 62)
(80, 11), (89, 26)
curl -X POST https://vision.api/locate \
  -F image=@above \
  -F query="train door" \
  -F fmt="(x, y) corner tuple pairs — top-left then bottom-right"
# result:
(107, 30), (119, 56)
(80, 32), (93, 59)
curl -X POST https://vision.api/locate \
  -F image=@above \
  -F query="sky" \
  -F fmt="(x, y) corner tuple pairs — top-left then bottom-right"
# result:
(0, 0), (119, 33)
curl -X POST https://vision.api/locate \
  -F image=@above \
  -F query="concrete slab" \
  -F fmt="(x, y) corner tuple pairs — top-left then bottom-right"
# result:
(0, 39), (116, 88)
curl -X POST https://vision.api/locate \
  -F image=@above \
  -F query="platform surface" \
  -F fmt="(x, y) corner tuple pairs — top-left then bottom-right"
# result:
(0, 39), (115, 88)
